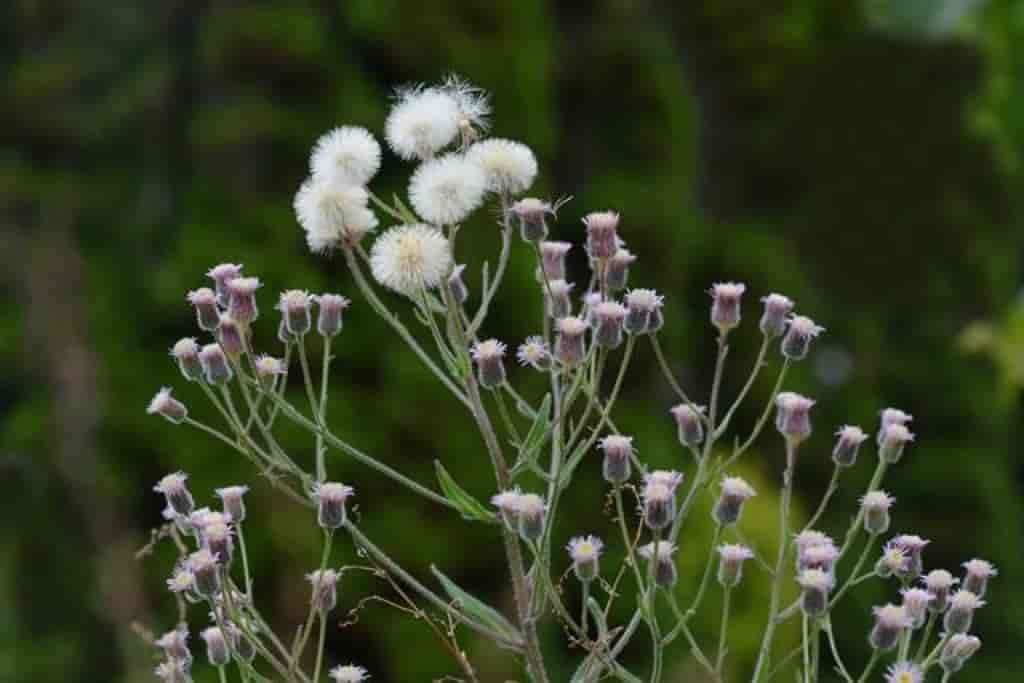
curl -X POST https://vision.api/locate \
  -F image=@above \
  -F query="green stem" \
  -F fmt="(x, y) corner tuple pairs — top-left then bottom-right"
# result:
(802, 466), (842, 533)
(837, 460), (888, 561)
(312, 613), (328, 683)
(914, 611), (938, 662)
(828, 535), (877, 609)
(649, 334), (709, 426)
(237, 522), (253, 597)
(714, 335), (771, 438)
(717, 587), (732, 674)
(855, 651), (880, 683)
(824, 617), (853, 682)
(316, 335), (332, 482)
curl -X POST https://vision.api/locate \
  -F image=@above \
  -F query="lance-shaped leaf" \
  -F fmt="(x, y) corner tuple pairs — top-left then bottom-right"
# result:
(434, 460), (498, 523)
(431, 565), (523, 647)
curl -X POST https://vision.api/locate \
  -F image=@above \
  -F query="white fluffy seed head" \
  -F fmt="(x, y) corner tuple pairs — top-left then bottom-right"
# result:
(311, 126), (382, 187)
(386, 87), (461, 160)
(409, 154), (487, 225)
(442, 74), (491, 140)
(294, 178), (378, 251)
(467, 138), (538, 194)
(370, 224), (453, 296)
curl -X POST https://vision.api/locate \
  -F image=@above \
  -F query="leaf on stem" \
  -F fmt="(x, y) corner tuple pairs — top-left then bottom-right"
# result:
(434, 461), (499, 523)
(430, 565), (523, 647)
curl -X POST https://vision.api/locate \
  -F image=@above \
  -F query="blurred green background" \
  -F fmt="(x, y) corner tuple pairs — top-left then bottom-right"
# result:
(3, 0), (1023, 681)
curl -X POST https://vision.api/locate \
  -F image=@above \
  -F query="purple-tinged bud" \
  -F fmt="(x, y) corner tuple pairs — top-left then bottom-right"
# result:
(796, 568), (833, 617)
(870, 604), (912, 651)
(794, 530), (832, 555)
(199, 343), (233, 385)
(517, 493), (547, 542)
(900, 588), (933, 629)
(781, 315), (825, 361)
(187, 287), (221, 332)
(207, 263), (244, 307)
(314, 482), (354, 530)
(940, 633), (981, 674)
(171, 338), (204, 382)
(154, 659), (190, 683)
(799, 543), (840, 574)
(775, 392), (815, 444)
(713, 476), (756, 526)
(860, 491), (895, 535)
(215, 485), (250, 523)
(709, 282), (746, 334)
(200, 626), (231, 668)
(583, 211), (620, 260)
(555, 316), (588, 366)
(539, 241), (572, 281)
(624, 289), (663, 335)
(923, 569), (958, 612)
(944, 590), (984, 634)
(226, 276), (261, 324)
(581, 292), (604, 327)
(278, 290), (314, 337)
(832, 425), (868, 467)
(187, 548), (221, 597)
(604, 249), (636, 291)
(329, 664), (371, 683)
(642, 471), (683, 530)
(879, 423), (915, 464)
(203, 521), (234, 564)
(648, 300), (665, 333)
(491, 488), (523, 528)
(254, 355), (287, 389)
(638, 541), (678, 587)
(567, 535), (604, 582)
(190, 508), (233, 532)
(885, 662), (923, 683)
(717, 544), (754, 587)
(471, 339), (508, 389)
(447, 264), (469, 305)
(307, 568), (341, 613)
(890, 534), (930, 579)
(155, 628), (192, 666)
(598, 434), (634, 484)
(154, 472), (195, 517)
(511, 197), (553, 242)
(759, 293), (794, 338)
(670, 403), (705, 448)
(961, 559), (997, 598)
(317, 293), (351, 337)
(877, 408), (913, 445)
(544, 279), (575, 319)
(226, 623), (255, 662)
(593, 301), (627, 349)
(516, 336), (552, 372)
(216, 314), (245, 358)
(148, 387), (188, 424)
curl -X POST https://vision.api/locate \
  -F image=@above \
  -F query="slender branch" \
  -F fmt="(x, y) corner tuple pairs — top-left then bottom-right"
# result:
(802, 465), (842, 533)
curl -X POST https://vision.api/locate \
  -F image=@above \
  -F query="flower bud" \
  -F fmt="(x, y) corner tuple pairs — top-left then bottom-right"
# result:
(187, 548), (221, 597)
(869, 604), (911, 651)
(539, 241), (572, 281)
(900, 588), (933, 629)
(544, 280), (574, 319)
(877, 408), (913, 445)
(278, 290), (313, 337)
(624, 289), (663, 335)
(581, 292), (603, 327)
(226, 276), (261, 324)
(944, 590), (984, 634)
(203, 521), (234, 564)
(709, 282), (746, 334)
(517, 493), (547, 542)
(940, 634), (981, 674)
(447, 264), (469, 305)
(670, 403), (705, 448)
(471, 339), (507, 389)
(583, 211), (620, 260)
(567, 535), (603, 583)
(217, 314), (245, 358)
(759, 293), (794, 338)
(598, 434), (634, 485)
(642, 471), (682, 530)
(794, 530), (832, 555)
(254, 355), (287, 389)
(314, 482), (354, 529)
(148, 387), (188, 424)
(190, 507), (232, 532)
(890, 534), (930, 580)
(797, 568), (833, 617)
(604, 248), (636, 291)
(775, 392), (815, 444)
(154, 472), (195, 517)
(516, 336), (552, 372)
(511, 197), (553, 242)
(155, 628), (192, 666)
(798, 542), (839, 575)
(961, 558), (997, 598)
(215, 485), (250, 523)
(832, 425), (868, 467)
(187, 287), (221, 333)
(491, 488), (523, 528)
(200, 626), (231, 667)
(171, 338), (204, 382)
(555, 316), (588, 366)
(154, 659), (190, 683)
(860, 491), (895, 535)
(226, 623), (256, 662)
(885, 662), (923, 683)
(879, 423), (915, 464)
(593, 301), (627, 349)
(781, 315), (825, 361)
(329, 664), (371, 683)
(923, 569), (957, 613)
(207, 263), (244, 307)
(199, 343), (233, 385)
(307, 568), (341, 613)
(713, 476), (756, 526)
(638, 541), (678, 587)
(717, 544), (754, 587)
(316, 293), (351, 337)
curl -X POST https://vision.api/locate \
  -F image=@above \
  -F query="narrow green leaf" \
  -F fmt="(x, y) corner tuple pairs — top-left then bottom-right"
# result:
(434, 460), (498, 524)
(519, 393), (551, 462)
(431, 565), (523, 645)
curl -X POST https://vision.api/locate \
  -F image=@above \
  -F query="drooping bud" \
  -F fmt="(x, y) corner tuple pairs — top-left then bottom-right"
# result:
(709, 282), (746, 334)
(216, 314), (245, 358)
(638, 541), (678, 587)
(516, 336), (552, 372)
(796, 568), (833, 617)
(307, 568), (341, 613)
(598, 434), (634, 485)
(713, 476), (756, 526)
(943, 590), (984, 634)
(642, 471), (683, 530)
(781, 315), (825, 361)
(860, 491), (895, 535)
(148, 387), (188, 424)
(879, 423), (915, 464)
(716, 544), (754, 588)
(154, 472), (195, 517)
(775, 392), (815, 444)
(207, 263), (244, 307)
(226, 276), (261, 324)
(923, 569), (958, 613)
(187, 287), (221, 332)
(583, 211), (620, 260)
(869, 604), (912, 651)
(539, 241), (572, 281)
(313, 482), (354, 530)
(171, 338), (204, 381)
(940, 633), (981, 674)
(961, 559), (997, 598)
(317, 293), (351, 337)
(278, 290), (314, 337)
(900, 588), (933, 629)
(593, 301), (627, 349)
(759, 293), (794, 339)
(517, 493), (547, 542)
(624, 289), (663, 335)
(215, 486), (249, 523)
(604, 248), (636, 291)
(555, 316), (588, 366)
(199, 343), (233, 385)
(832, 425), (868, 467)
(544, 279), (575, 319)
(567, 535), (604, 583)
(491, 488), (523, 529)
(510, 197), (553, 242)
(200, 626), (231, 667)
(877, 408), (913, 445)
(187, 548), (221, 597)
(670, 403), (705, 448)
(471, 339), (508, 389)
(889, 534), (930, 579)
(254, 355), (287, 389)
(447, 264), (469, 305)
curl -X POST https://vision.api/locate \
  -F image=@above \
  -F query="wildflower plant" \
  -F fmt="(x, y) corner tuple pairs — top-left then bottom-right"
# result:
(145, 76), (994, 683)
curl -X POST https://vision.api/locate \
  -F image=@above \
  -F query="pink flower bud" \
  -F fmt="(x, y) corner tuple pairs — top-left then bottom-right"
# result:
(604, 248), (636, 291)
(471, 339), (507, 389)
(583, 211), (620, 260)
(316, 293), (351, 337)
(171, 338), (203, 382)
(226, 276), (261, 324)
(544, 280), (574, 319)
(216, 485), (250, 523)
(216, 314), (244, 357)
(774, 392), (815, 444)
(713, 476), (756, 526)
(555, 316), (588, 366)
(759, 293), (794, 338)
(199, 343), (233, 384)
(207, 263), (244, 307)
(593, 300), (627, 349)
(314, 482), (354, 529)
(717, 544), (754, 587)
(154, 471), (194, 516)
(624, 289), (663, 335)
(670, 403), (705, 448)
(447, 264), (469, 305)
(781, 315), (825, 360)
(539, 241), (572, 281)
(278, 290), (313, 337)
(187, 287), (221, 332)
(638, 541), (678, 587)
(511, 197), (553, 242)
(833, 425), (868, 467)
(307, 568), (341, 613)
(598, 434), (633, 484)
(147, 387), (188, 424)
(709, 282), (746, 333)
(200, 626), (231, 668)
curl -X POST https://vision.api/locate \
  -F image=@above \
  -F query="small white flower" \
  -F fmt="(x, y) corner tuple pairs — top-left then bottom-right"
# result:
(409, 154), (487, 225)
(516, 336), (550, 368)
(885, 661), (923, 683)
(166, 567), (194, 593)
(467, 138), (538, 194)
(385, 86), (460, 160)
(567, 535), (604, 563)
(310, 126), (382, 187)
(370, 224), (453, 296)
(329, 664), (370, 683)
(294, 178), (378, 251)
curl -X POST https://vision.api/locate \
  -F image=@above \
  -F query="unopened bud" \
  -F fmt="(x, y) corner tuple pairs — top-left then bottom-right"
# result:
(201, 626), (231, 667)
(581, 292), (604, 327)
(797, 568), (833, 617)
(869, 604), (911, 651)
(148, 387), (188, 424)
(877, 408), (913, 445)
(215, 485), (250, 523)
(940, 633), (981, 674)
(511, 198), (553, 242)
(670, 403), (705, 448)
(713, 476), (756, 526)
(943, 590), (984, 634)
(226, 624), (255, 662)
(879, 423), (915, 464)
(709, 282), (745, 334)
(254, 355), (287, 389)
(555, 316), (588, 366)
(447, 264), (469, 305)
(516, 336), (552, 372)
(593, 301), (627, 349)
(860, 491), (895, 535)
(187, 287), (221, 332)
(278, 290), (313, 336)
(781, 315), (824, 361)
(199, 344), (233, 385)
(491, 488), (523, 528)
(226, 276), (261, 324)
(207, 263), (244, 307)
(155, 628), (192, 666)
(638, 541), (678, 587)
(598, 434), (634, 484)
(624, 289), (663, 335)
(471, 339), (507, 388)
(642, 471), (682, 530)
(545, 280), (575, 319)
(203, 521), (234, 564)
(154, 659), (190, 683)
(217, 314), (245, 357)
(517, 493), (547, 542)
(314, 482), (354, 529)
(798, 542), (839, 574)
(155, 472), (195, 516)
(307, 568), (341, 613)
(717, 544), (754, 587)
(923, 569), (958, 613)
(775, 392), (815, 444)
(900, 588), (933, 629)
(317, 293), (351, 337)
(567, 535), (603, 583)
(187, 548), (221, 597)
(961, 558), (997, 598)
(583, 211), (620, 260)
(539, 241), (572, 281)
(604, 249), (636, 291)
(832, 425), (867, 467)
(171, 338), (204, 382)
(759, 293), (794, 338)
